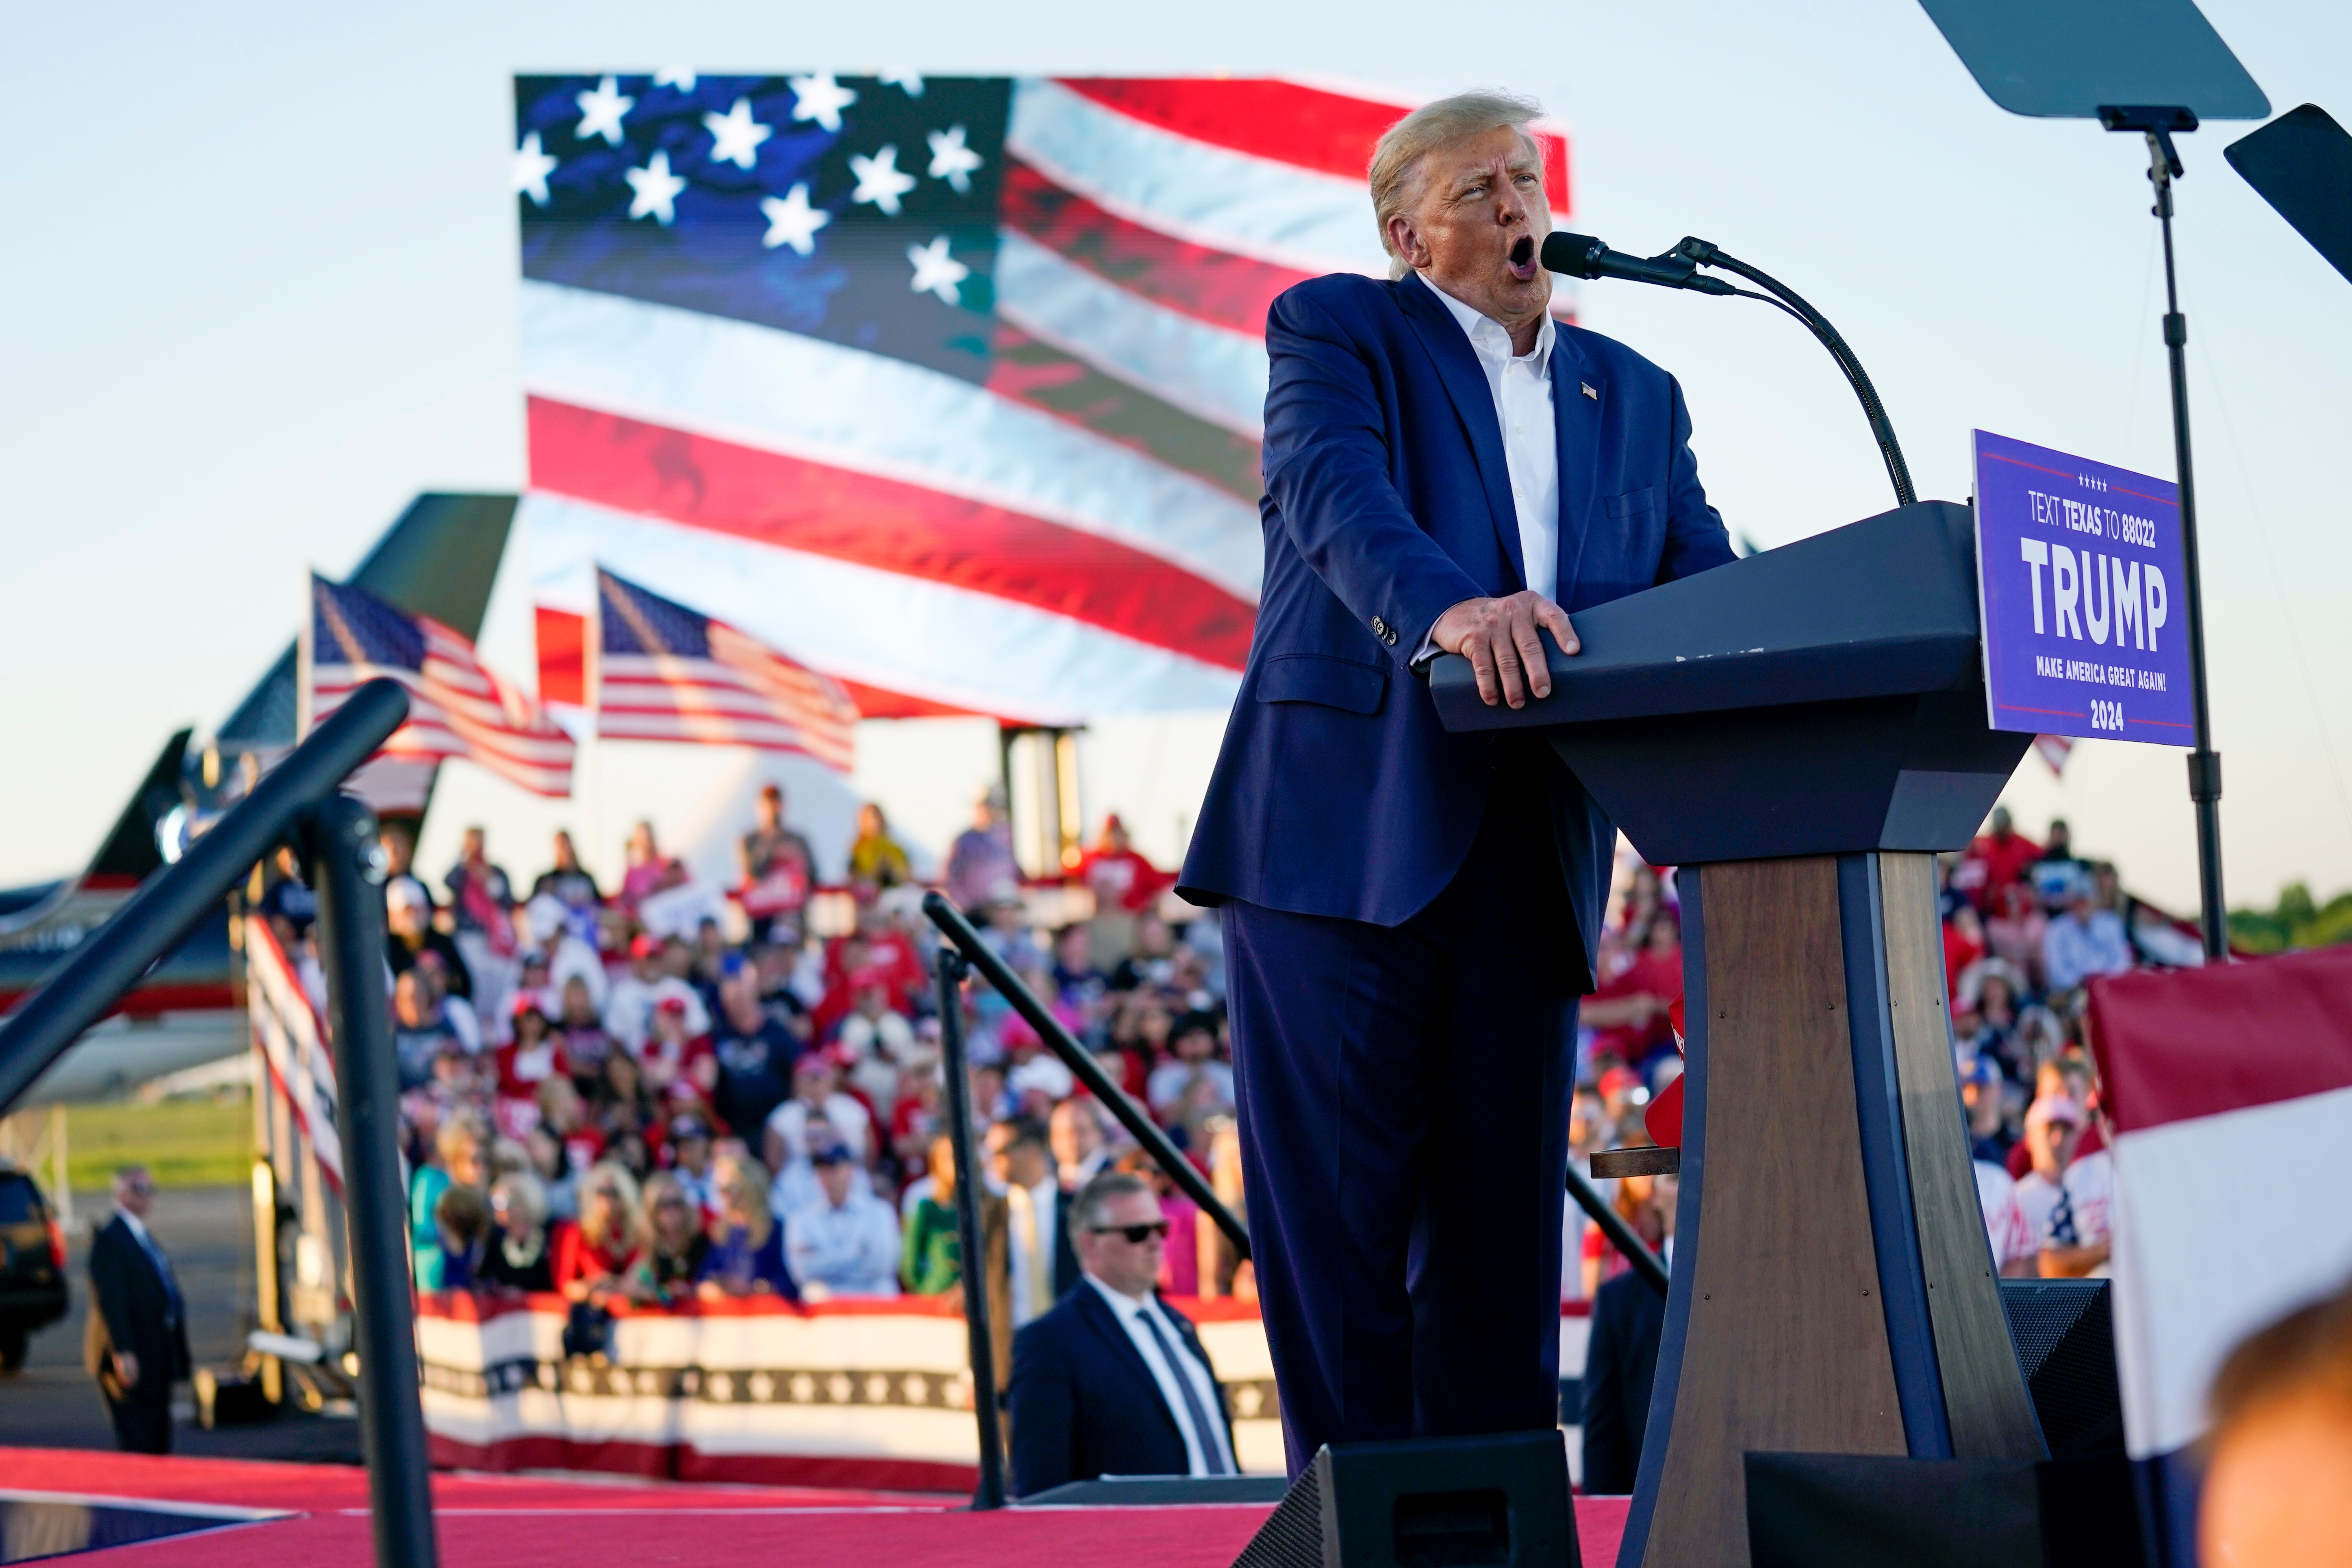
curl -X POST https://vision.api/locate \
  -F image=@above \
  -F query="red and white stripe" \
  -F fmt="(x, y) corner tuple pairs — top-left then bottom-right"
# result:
(313, 610), (576, 797)
(522, 76), (1572, 722)
(245, 915), (343, 1191)
(528, 493), (1243, 727)
(2087, 948), (2352, 1457)
(599, 615), (860, 774)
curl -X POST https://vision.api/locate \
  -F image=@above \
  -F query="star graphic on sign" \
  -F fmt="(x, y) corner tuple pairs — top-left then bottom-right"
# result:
(760, 183), (830, 254)
(703, 97), (772, 169)
(624, 149), (688, 224)
(788, 71), (858, 133)
(652, 67), (697, 91)
(906, 236), (969, 304)
(879, 69), (925, 97)
(512, 131), (558, 206)
(574, 75), (634, 146)
(849, 144), (917, 215)
(926, 125), (982, 194)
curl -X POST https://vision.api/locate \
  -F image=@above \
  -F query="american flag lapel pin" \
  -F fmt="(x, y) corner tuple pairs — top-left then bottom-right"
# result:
(1581, 382), (1598, 400)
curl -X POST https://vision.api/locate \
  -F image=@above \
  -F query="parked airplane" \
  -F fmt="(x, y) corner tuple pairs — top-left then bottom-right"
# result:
(0, 494), (517, 1106)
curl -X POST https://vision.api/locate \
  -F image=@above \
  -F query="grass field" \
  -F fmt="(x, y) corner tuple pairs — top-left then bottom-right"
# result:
(63, 1093), (253, 1192)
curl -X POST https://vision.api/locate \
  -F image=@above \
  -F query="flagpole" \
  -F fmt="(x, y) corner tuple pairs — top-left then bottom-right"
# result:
(296, 571), (317, 741)
(586, 576), (606, 891)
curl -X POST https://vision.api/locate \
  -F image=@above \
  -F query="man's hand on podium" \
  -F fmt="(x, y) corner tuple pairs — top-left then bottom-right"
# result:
(1431, 592), (1580, 708)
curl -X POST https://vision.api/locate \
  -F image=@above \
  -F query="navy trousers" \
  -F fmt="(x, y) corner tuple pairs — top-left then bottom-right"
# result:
(1224, 748), (1584, 1471)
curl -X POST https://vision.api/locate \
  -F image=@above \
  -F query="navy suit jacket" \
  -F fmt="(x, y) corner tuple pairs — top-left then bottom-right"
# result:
(1007, 1284), (1232, 1497)
(89, 1215), (190, 1391)
(1178, 271), (1735, 980)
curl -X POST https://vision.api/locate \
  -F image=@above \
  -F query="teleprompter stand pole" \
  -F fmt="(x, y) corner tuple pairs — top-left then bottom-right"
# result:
(2102, 105), (2228, 959)
(934, 946), (1008, 1511)
(304, 795), (439, 1568)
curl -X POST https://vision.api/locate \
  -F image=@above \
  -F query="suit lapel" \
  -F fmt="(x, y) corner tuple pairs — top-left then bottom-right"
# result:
(1395, 273), (1525, 591)
(1075, 1287), (1186, 1442)
(1548, 329), (1600, 609)
(1158, 1301), (1230, 1425)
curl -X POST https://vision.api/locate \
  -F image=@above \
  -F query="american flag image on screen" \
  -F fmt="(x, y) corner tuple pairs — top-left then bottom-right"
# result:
(515, 73), (1573, 723)
(304, 575), (576, 797)
(596, 567), (858, 772)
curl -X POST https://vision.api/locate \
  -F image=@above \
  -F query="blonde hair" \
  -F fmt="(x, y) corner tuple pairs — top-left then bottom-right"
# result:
(436, 1110), (487, 1170)
(578, 1160), (646, 1252)
(1368, 89), (1546, 279)
(713, 1153), (776, 1247)
(639, 1172), (703, 1255)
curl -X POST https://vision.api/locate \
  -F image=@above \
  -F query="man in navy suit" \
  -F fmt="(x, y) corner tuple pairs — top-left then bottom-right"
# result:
(87, 1166), (191, 1454)
(1177, 89), (1734, 1469)
(1581, 1173), (1677, 1493)
(1008, 1172), (1236, 1495)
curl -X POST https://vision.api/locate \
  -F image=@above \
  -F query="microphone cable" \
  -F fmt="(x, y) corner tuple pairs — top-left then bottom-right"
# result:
(1673, 238), (1918, 508)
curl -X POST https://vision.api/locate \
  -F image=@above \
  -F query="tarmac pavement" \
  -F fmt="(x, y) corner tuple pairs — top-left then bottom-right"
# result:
(0, 1184), (361, 1462)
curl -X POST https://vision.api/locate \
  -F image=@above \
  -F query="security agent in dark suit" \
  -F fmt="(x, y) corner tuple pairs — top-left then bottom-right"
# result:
(1177, 89), (1734, 1468)
(1579, 1173), (1675, 1494)
(86, 1166), (191, 1454)
(1008, 1171), (1238, 1496)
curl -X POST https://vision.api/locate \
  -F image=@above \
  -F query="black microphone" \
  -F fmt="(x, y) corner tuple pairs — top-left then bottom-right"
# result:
(1540, 232), (1735, 295)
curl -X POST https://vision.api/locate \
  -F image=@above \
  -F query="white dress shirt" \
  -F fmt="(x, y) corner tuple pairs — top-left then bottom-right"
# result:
(1428, 280), (1561, 602)
(1084, 1274), (1236, 1475)
(118, 1207), (182, 1326)
(783, 1185), (902, 1298)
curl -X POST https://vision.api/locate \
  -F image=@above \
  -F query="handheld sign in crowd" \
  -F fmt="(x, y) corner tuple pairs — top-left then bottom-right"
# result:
(1971, 430), (2195, 747)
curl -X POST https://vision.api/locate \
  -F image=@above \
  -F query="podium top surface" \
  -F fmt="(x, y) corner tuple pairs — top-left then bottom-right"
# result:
(1431, 502), (1981, 735)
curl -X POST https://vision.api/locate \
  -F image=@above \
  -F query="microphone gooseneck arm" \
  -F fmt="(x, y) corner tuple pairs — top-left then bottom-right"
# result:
(1674, 238), (1916, 508)
(1542, 232), (1916, 508)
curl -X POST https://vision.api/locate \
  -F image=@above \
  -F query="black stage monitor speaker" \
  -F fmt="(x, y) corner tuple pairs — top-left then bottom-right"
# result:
(1746, 1285), (2139, 1568)
(2000, 1279), (2124, 1458)
(1231, 1431), (1578, 1568)
(1744, 1451), (2146, 1568)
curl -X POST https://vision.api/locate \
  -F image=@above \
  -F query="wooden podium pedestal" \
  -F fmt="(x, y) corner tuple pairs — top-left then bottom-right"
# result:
(1430, 502), (2051, 1567)
(1622, 853), (2041, 1567)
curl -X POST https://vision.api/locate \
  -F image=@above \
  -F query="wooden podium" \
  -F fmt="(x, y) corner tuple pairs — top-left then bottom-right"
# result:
(1432, 502), (2047, 1568)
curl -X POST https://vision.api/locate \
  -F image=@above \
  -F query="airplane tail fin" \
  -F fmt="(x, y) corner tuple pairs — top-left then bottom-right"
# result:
(82, 729), (193, 888)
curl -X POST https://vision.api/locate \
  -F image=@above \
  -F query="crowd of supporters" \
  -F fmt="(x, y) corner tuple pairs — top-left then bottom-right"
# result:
(256, 781), (1245, 1347)
(1566, 803), (2198, 1305)
(248, 782), (2180, 1348)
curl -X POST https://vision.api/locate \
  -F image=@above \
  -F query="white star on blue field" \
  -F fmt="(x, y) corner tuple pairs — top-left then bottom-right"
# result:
(513, 73), (1009, 381)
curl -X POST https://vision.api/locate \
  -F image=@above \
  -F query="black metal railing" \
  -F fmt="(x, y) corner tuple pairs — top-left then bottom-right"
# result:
(933, 944), (1008, 1509)
(922, 893), (1248, 1255)
(1570, 1161), (1670, 1297)
(0, 679), (433, 1568)
(922, 891), (1253, 1508)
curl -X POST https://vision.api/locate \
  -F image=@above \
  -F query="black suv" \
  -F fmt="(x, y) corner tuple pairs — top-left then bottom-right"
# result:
(0, 1163), (69, 1370)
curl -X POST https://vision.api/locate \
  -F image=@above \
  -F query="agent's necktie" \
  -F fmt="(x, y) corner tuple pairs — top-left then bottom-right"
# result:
(1140, 1307), (1231, 1475)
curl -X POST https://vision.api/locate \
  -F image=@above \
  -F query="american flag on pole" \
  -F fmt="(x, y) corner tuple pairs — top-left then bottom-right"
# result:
(597, 567), (859, 771)
(304, 574), (576, 797)
(518, 73), (1573, 722)
(245, 914), (343, 1191)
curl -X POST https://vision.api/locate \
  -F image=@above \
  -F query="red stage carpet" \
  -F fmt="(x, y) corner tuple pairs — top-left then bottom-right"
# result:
(2, 1449), (1631, 1566)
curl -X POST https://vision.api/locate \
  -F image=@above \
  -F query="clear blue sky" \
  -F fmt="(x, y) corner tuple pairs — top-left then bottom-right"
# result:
(3, 0), (2347, 912)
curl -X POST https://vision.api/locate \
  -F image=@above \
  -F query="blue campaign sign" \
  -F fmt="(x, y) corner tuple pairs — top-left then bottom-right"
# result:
(1972, 430), (2195, 745)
